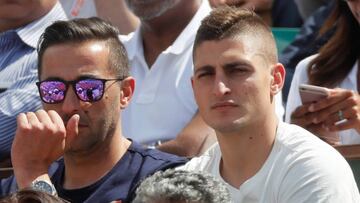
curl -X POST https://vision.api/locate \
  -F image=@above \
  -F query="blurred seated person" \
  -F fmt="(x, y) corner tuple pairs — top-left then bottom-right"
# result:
(132, 169), (231, 203)
(272, 0), (303, 27)
(294, 0), (328, 20)
(208, 0), (273, 25)
(280, 0), (334, 102)
(120, 0), (217, 157)
(286, 0), (360, 145)
(0, 17), (186, 202)
(59, 0), (139, 34)
(0, 0), (66, 162)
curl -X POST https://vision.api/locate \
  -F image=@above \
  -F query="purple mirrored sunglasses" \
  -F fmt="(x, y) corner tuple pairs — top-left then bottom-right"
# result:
(36, 77), (124, 104)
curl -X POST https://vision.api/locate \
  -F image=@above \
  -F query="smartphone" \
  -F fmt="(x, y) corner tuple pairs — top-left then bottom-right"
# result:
(299, 84), (329, 104)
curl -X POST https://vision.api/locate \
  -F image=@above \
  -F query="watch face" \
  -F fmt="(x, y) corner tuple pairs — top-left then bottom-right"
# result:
(33, 180), (55, 195)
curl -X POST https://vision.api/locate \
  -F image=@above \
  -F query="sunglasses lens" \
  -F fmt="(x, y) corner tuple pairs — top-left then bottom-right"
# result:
(39, 81), (66, 103)
(75, 79), (104, 102)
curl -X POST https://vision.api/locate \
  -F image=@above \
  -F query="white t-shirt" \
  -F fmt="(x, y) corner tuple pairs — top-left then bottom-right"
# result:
(285, 55), (360, 144)
(119, 0), (285, 144)
(180, 122), (360, 202)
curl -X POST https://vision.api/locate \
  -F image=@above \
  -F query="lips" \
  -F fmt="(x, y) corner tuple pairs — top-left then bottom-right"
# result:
(211, 101), (238, 109)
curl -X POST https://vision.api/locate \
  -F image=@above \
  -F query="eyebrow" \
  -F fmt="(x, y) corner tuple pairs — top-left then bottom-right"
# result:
(43, 74), (100, 82)
(194, 65), (214, 75)
(224, 61), (252, 69)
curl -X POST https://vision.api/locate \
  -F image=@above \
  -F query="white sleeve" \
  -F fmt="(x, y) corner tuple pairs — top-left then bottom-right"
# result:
(285, 55), (315, 123)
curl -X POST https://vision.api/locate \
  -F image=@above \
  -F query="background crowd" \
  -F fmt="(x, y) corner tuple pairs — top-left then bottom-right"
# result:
(0, 0), (359, 202)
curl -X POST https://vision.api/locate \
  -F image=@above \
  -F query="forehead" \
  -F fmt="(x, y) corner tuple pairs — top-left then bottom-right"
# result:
(194, 38), (257, 68)
(40, 41), (110, 80)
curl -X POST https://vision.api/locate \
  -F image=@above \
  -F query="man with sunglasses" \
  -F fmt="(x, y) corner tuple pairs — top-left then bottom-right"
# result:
(0, 18), (186, 202)
(0, 0), (67, 167)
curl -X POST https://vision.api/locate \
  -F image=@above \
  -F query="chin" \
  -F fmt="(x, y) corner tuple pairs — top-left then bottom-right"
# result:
(212, 118), (248, 133)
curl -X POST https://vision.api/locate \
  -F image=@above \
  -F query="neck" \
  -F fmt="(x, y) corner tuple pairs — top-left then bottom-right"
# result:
(62, 126), (130, 189)
(217, 114), (278, 188)
(140, 0), (201, 67)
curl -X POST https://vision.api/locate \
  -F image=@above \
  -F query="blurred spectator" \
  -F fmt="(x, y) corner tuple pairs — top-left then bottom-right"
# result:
(59, 0), (139, 34)
(280, 1), (335, 102)
(208, 0), (273, 25)
(272, 0), (303, 27)
(0, 0), (66, 162)
(0, 189), (67, 203)
(286, 0), (360, 145)
(59, 0), (96, 18)
(295, 0), (328, 20)
(94, 0), (139, 34)
(120, 0), (217, 157)
(132, 169), (231, 203)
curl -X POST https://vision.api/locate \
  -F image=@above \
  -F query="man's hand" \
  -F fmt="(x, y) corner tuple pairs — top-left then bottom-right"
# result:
(11, 110), (79, 189)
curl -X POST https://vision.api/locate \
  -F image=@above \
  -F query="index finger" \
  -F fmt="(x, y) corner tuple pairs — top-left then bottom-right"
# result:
(16, 113), (29, 130)
(291, 104), (311, 118)
(309, 89), (353, 112)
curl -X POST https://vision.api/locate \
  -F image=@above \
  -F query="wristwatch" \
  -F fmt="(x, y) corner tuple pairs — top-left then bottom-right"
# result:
(31, 179), (57, 196)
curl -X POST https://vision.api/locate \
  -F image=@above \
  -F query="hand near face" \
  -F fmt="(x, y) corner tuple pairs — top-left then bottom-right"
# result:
(11, 110), (79, 188)
(291, 88), (360, 142)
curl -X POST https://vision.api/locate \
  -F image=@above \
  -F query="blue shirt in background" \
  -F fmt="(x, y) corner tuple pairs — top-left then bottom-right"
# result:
(0, 3), (67, 161)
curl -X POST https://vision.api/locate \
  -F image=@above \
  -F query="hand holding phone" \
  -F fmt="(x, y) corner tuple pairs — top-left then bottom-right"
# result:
(299, 84), (329, 104)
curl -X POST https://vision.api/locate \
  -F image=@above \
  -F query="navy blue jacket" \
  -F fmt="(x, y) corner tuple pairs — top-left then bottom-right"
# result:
(0, 141), (187, 203)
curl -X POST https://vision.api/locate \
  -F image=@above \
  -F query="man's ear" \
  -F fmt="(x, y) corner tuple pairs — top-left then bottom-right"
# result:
(120, 76), (135, 109)
(270, 63), (285, 95)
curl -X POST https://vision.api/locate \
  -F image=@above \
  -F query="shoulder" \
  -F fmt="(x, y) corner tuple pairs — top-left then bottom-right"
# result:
(178, 143), (220, 172)
(294, 54), (317, 75)
(277, 122), (342, 159)
(119, 32), (134, 44)
(127, 142), (188, 171)
(275, 123), (359, 202)
(276, 123), (352, 176)
(0, 175), (17, 197)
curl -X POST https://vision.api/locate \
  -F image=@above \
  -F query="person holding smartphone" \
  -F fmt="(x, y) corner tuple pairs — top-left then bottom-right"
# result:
(286, 0), (360, 145)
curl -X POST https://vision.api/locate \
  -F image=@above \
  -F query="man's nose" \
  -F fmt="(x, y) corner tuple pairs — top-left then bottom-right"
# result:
(213, 76), (231, 97)
(61, 87), (81, 114)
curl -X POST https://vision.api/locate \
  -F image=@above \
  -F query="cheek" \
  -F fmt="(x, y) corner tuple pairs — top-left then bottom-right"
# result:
(193, 83), (209, 104)
(43, 103), (60, 112)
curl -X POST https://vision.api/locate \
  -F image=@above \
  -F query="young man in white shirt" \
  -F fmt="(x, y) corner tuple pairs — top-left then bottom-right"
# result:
(121, 0), (284, 157)
(181, 6), (360, 202)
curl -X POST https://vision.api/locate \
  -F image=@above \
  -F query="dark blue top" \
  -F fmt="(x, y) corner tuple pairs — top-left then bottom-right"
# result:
(0, 141), (187, 203)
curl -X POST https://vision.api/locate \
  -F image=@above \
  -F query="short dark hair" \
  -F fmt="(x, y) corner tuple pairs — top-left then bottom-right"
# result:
(194, 6), (277, 64)
(37, 17), (129, 79)
(132, 169), (231, 203)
